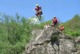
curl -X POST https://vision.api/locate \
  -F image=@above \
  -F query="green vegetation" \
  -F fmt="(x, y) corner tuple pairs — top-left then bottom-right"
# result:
(0, 13), (80, 54)
(64, 15), (80, 37)
(0, 13), (32, 54)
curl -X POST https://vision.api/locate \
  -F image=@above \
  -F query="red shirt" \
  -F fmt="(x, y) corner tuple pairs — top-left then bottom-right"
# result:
(53, 18), (58, 23)
(35, 6), (41, 11)
(60, 26), (64, 31)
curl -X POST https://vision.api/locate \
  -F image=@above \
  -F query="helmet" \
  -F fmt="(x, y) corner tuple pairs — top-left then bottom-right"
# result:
(53, 16), (56, 18)
(36, 4), (39, 6)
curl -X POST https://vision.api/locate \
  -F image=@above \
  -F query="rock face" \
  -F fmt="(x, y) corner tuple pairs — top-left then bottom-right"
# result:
(24, 27), (80, 54)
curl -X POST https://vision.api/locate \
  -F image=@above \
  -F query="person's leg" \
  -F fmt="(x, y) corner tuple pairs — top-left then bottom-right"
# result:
(36, 12), (38, 17)
(37, 11), (41, 20)
(54, 22), (56, 27)
(39, 11), (42, 15)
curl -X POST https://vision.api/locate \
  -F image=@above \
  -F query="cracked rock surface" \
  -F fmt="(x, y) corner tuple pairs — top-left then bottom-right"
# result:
(24, 27), (80, 54)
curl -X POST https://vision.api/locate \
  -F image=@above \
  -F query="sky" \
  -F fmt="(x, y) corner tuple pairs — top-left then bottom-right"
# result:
(0, 0), (80, 22)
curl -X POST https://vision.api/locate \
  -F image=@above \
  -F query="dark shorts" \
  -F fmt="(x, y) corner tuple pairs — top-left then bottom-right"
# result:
(36, 11), (43, 16)
(53, 22), (57, 27)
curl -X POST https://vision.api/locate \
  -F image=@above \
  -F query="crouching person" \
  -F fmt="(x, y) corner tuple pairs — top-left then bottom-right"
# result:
(59, 24), (64, 34)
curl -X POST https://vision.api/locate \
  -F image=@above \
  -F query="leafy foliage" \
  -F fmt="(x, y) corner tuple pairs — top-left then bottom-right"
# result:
(64, 15), (80, 37)
(0, 14), (32, 54)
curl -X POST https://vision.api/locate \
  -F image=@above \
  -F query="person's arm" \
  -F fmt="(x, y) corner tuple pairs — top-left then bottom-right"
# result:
(57, 18), (60, 23)
(33, 7), (36, 11)
(33, 9), (35, 11)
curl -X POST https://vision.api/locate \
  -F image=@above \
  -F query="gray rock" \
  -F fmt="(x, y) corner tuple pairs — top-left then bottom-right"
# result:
(24, 27), (80, 54)
(75, 36), (80, 44)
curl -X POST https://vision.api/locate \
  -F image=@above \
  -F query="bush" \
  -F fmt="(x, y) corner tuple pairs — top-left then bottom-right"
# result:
(70, 31), (80, 37)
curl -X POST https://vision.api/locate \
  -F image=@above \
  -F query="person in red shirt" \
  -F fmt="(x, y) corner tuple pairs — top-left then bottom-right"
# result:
(59, 25), (64, 31)
(52, 16), (58, 27)
(35, 4), (43, 18)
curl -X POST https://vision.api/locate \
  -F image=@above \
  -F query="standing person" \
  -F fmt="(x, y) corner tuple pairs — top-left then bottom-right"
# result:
(35, 4), (43, 20)
(52, 16), (58, 27)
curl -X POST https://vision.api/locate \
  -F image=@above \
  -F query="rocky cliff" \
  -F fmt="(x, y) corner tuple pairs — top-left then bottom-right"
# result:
(24, 27), (80, 54)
